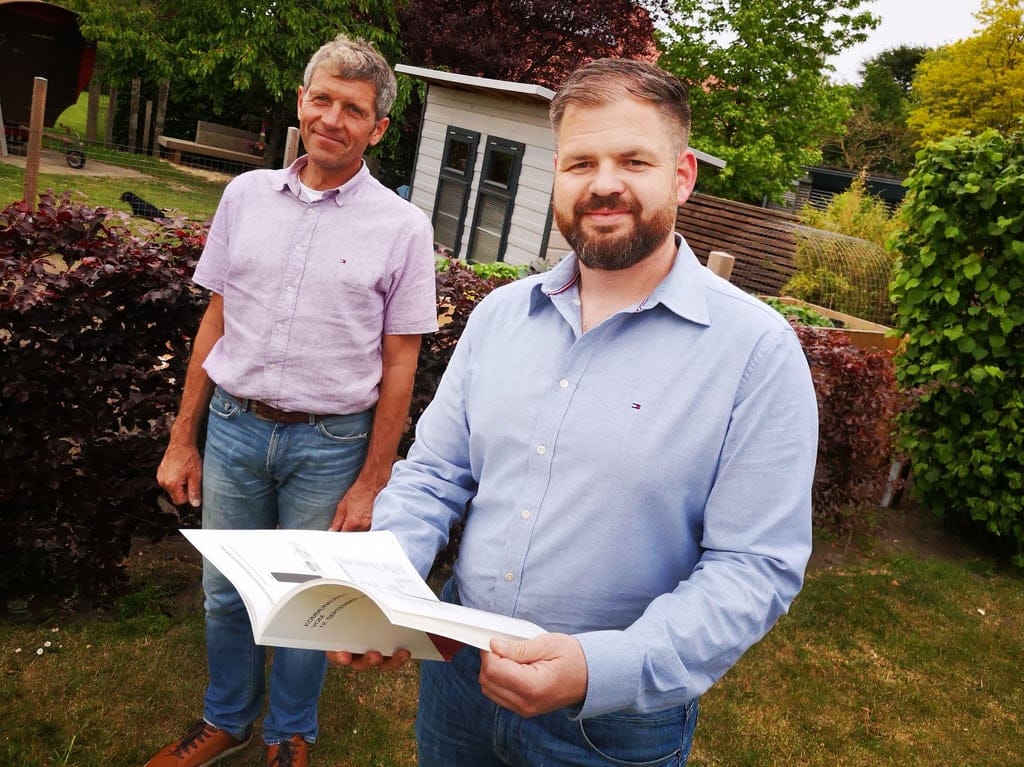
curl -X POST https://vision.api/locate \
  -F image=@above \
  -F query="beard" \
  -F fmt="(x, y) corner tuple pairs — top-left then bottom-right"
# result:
(555, 193), (676, 271)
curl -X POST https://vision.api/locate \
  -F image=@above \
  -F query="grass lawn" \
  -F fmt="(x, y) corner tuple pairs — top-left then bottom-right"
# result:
(1, 504), (1021, 766)
(2, 93), (231, 221)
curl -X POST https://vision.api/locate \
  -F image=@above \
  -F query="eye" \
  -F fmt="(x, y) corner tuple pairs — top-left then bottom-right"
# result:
(310, 94), (331, 106)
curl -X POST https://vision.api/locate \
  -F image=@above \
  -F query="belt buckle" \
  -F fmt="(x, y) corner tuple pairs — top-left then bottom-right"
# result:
(251, 401), (275, 420)
(251, 399), (315, 424)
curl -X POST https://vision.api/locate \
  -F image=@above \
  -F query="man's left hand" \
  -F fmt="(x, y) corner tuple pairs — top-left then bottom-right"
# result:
(329, 479), (379, 531)
(478, 633), (588, 718)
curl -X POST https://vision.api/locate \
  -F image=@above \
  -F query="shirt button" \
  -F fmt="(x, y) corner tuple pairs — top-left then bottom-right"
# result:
(536, 445), (546, 455)
(520, 509), (531, 519)
(504, 572), (515, 582)
(559, 379), (569, 389)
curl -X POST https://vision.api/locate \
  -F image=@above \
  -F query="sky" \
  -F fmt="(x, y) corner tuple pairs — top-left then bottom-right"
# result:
(827, 0), (986, 84)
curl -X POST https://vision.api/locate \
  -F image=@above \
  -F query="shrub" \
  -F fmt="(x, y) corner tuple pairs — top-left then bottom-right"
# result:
(794, 324), (902, 537)
(785, 177), (901, 325)
(889, 129), (1024, 566)
(1, 190), (905, 605)
(404, 255), (520, 458)
(0, 193), (207, 608)
(0, 205), (517, 609)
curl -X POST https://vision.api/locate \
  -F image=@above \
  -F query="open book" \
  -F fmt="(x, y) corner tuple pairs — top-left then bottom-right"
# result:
(181, 528), (545, 661)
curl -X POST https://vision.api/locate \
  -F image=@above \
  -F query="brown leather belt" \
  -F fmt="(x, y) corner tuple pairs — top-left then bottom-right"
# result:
(243, 398), (323, 424)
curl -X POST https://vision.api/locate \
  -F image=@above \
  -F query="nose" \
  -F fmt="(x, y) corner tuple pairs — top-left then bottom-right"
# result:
(320, 101), (346, 128)
(589, 160), (625, 197)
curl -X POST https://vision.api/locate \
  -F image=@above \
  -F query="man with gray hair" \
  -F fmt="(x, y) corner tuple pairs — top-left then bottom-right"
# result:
(146, 33), (437, 767)
(331, 57), (817, 765)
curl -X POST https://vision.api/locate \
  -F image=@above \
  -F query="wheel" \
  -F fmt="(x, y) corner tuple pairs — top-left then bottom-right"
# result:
(65, 149), (86, 169)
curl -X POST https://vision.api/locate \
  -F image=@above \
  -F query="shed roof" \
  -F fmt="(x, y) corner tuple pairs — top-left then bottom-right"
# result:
(396, 64), (726, 170)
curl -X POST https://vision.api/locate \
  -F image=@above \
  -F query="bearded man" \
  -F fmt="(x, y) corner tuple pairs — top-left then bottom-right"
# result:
(331, 58), (819, 766)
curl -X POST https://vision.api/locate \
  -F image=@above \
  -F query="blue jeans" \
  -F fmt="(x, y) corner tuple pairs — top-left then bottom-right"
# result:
(415, 585), (698, 766)
(200, 386), (371, 744)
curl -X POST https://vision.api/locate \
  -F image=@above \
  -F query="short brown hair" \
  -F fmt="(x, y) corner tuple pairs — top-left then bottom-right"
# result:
(550, 58), (691, 150)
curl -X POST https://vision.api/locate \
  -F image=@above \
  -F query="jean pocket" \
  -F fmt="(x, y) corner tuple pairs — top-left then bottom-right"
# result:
(208, 388), (240, 420)
(314, 412), (371, 443)
(577, 703), (692, 766)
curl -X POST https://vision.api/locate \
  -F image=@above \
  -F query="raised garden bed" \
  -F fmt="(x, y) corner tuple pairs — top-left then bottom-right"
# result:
(765, 296), (900, 353)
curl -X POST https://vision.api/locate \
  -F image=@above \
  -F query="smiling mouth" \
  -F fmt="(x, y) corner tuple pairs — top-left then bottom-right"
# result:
(312, 131), (346, 146)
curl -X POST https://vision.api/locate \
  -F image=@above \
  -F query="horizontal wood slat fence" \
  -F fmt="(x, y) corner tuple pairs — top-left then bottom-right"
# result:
(676, 193), (799, 296)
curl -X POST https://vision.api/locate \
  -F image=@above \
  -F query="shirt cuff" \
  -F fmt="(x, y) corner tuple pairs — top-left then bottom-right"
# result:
(572, 629), (644, 719)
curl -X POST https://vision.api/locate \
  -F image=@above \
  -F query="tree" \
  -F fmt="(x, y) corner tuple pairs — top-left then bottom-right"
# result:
(822, 46), (928, 177)
(397, 0), (661, 89)
(66, 0), (405, 166)
(907, 0), (1024, 146)
(657, 0), (879, 204)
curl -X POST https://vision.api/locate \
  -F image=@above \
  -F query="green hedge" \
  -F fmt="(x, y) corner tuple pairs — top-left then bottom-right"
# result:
(890, 129), (1024, 566)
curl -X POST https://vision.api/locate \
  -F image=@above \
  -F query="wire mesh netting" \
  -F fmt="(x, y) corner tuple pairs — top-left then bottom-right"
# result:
(1, 133), (252, 222)
(784, 224), (896, 326)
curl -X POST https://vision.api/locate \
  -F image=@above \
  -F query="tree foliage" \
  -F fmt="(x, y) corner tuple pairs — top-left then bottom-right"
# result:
(907, 0), (1024, 146)
(822, 46), (928, 177)
(657, 0), (878, 203)
(397, 0), (660, 89)
(65, 0), (406, 164)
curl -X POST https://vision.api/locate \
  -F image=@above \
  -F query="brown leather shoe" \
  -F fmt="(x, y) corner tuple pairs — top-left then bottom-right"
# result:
(144, 719), (252, 766)
(266, 735), (309, 767)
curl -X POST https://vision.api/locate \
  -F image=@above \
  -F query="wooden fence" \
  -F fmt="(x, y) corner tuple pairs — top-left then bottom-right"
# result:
(676, 192), (799, 296)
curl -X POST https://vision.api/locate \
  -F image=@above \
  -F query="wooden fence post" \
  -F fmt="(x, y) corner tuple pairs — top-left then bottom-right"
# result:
(284, 126), (301, 167)
(142, 99), (153, 154)
(23, 77), (48, 208)
(104, 87), (117, 147)
(707, 250), (735, 281)
(0, 97), (8, 157)
(128, 77), (141, 152)
(86, 79), (101, 142)
(152, 80), (169, 157)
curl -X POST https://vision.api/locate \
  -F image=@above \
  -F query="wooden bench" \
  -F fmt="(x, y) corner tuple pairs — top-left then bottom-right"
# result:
(157, 120), (264, 168)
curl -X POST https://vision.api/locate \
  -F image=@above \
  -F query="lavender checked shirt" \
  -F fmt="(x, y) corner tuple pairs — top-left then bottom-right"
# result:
(372, 236), (818, 719)
(194, 157), (438, 415)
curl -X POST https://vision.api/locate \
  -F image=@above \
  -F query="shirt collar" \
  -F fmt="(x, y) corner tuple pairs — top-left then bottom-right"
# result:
(270, 155), (371, 206)
(532, 235), (711, 326)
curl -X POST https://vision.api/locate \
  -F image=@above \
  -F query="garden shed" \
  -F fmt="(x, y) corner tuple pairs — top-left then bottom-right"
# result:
(0, 0), (95, 129)
(397, 64), (725, 268)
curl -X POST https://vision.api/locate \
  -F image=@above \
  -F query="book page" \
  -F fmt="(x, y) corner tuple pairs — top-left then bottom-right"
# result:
(379, 593), (546, 650)
(181, 529), (545, 658)
(259, 580), (446, 660)
(180, 529), (436, 630)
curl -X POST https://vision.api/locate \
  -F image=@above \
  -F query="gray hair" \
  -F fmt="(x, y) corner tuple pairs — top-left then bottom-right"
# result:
(303, 33), (397, 120)
(550, 58), (691, 150)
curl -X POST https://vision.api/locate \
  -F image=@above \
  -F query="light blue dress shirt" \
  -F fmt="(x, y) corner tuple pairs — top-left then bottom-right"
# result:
(372, 236), (818, 718)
